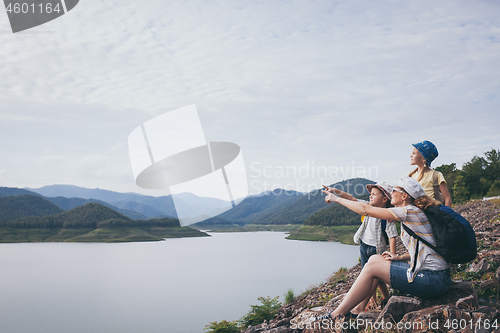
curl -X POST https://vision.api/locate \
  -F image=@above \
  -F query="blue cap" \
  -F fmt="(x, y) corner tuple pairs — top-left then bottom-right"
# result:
(412, 141), (438, 166)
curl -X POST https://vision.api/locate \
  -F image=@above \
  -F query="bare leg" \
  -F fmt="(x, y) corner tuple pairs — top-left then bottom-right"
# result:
(350, 278), (379, 314)
(332, 255), (391, 317)
(378, 280), (390, 300)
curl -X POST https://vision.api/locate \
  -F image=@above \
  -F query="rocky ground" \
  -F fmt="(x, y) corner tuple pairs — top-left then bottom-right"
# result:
(242, 200), (500, 333)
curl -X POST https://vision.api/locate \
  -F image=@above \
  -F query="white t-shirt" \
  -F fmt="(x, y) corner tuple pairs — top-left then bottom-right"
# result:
(360, 216), (377, 247)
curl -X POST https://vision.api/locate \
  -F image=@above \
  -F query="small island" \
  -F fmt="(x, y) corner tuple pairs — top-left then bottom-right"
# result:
(0, 196), (208, 243)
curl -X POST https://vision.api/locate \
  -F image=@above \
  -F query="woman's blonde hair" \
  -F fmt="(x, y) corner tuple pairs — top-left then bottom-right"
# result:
(414, 195), (441, 210)
(408, 167), (427, 182)
(396, 186), (440, 210)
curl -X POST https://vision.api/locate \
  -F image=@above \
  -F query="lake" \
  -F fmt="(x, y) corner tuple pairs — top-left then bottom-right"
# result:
(0, 232), (359, 333)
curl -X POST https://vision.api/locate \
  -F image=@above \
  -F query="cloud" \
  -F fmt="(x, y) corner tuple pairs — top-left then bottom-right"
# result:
(0, 0), (499, 195)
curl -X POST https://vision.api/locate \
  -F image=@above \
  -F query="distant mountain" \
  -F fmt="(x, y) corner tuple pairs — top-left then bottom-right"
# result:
(26, 185), (144, 203)
(45, 197), (149, 220)
(251, 178), (374, 225)
(194, 189), (304, 227)
(107, 200), (167, 217)
(0, 195), (64, 223)
(0, 187), (42, 197)
(27, 185), (232, 219)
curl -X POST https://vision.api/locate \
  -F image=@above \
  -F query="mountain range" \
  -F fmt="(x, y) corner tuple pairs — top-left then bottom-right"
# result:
(0, 177), (374, 236)
(193, 178), (373, 227)
(26, 184), (232, 219)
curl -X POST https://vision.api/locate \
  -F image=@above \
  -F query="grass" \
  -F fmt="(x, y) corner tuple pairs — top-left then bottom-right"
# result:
(283, 288), (295, 304)
(285, 225), (359, 244)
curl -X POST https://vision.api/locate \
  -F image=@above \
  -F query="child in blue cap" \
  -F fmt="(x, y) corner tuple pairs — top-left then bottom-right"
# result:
(409, 140), (452, 207)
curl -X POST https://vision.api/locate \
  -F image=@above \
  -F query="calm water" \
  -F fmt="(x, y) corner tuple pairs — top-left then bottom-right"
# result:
(0, 232), (359, 333)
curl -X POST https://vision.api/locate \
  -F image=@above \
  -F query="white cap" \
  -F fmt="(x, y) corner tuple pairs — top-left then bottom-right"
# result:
(397, 177), (425, 199)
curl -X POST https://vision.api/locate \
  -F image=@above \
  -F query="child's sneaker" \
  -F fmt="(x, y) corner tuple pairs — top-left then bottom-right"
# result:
(312, 312), (332, 321)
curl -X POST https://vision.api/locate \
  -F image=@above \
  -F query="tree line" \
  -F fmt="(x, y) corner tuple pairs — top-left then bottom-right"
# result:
(436, 148), (500, 204)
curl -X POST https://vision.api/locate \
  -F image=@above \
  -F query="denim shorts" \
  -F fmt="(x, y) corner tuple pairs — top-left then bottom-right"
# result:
(390, 261), (452, 299)
(360, 241), (377, 268)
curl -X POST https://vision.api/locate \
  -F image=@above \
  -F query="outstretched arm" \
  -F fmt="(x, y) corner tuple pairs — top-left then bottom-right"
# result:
(322, 185), (357, 201)
(323, 190), (397, 221)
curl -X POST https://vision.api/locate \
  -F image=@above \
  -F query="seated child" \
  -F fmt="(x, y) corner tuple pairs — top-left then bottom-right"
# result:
(323, 182), (397, 310)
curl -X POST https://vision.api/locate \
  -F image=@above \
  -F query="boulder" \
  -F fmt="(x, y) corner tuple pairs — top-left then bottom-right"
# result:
(376, 296), (422, 323)
(477, 305), (499, 319)
(477, 279), (497, 294)
(421, 281), (477, 308)
(468, 259), (491, 273)
(324, 293), (346, 308)
(399, 305), (451, 332)
(456, 295), (478, 310)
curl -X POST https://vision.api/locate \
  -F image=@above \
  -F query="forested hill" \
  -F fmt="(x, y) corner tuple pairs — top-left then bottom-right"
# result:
(45, 196), (150, 220)
(194, 189), (304, 227)
(303, 193), (370, 226)
(0, 195), (64, 223)
(251, 178), (374, 225)
(3, 203), (179, 229)
(0, 202), (207, 242)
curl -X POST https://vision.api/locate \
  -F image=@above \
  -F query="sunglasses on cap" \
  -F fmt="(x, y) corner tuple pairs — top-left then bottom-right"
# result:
(392, 187), (405, 194)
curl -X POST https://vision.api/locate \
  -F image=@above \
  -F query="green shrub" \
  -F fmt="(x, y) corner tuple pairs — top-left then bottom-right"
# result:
(240, 296), (281, 328)
(283, 288), (295, 304)
(328, 267), (348, 285)
(204, 320), (240, 333)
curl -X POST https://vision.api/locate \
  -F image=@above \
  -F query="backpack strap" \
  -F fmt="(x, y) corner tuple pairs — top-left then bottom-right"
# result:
(413, 239), (419, 272)
(402, 223), (438, 272)
(381, 219), (389, 245)
(432, 170), (444, 203)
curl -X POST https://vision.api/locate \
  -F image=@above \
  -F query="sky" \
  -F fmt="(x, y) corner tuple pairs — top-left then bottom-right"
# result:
(1, 0), (499, 199)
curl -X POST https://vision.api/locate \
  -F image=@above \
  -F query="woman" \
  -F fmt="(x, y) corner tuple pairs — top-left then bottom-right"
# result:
(315, 177), (451, 320)
(409, 140), (452, 207)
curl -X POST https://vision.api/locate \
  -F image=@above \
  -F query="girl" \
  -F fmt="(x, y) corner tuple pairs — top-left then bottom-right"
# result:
(315, 177), (451, 320)
(409, 140), (452, 207)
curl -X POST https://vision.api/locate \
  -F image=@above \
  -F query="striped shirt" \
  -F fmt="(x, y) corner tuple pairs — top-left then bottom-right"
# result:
(390, 205), (449, 282)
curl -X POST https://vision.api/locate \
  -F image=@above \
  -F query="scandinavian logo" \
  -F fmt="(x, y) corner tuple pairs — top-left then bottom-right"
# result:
(128, 105), (248, 226)
(3, 0), (79, 33)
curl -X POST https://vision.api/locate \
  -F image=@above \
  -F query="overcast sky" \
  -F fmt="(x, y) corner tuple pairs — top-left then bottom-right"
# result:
(1, 0), (499, 199)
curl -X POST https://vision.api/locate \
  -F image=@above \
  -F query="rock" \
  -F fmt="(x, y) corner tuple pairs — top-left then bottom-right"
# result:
(468, 259), (491, 273)
(399, 306), (445, 332)
(478, 250), (500, 259)
(261, 327), (290, 333)
(400, 306), (470, 333)
(376, 296), (421, 323)
(324, 293), (346, 308)
(496, 266), (500, 281)
(422, 281), (477, 308)
(355, 311), (381, 330)
(243, 325), (292, 333)
(358, 310), (381, 322)
(477, 305), (499, 319)
(477, 279), (497, 294)
(456, 295), (478, 310)
(288, 308), (324, 332)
